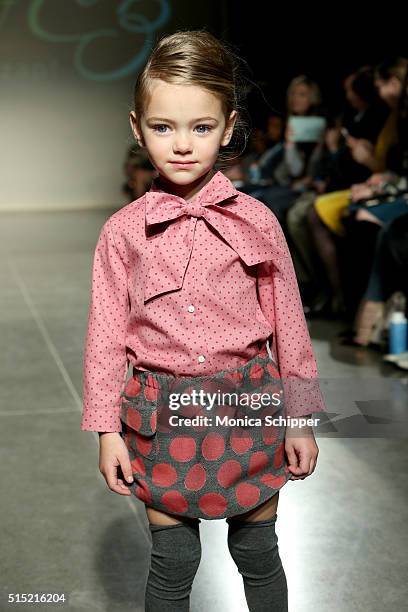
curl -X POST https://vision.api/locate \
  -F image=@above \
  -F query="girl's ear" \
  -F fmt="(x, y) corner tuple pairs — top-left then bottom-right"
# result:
(129, 111), (145, 148)
(221, 110), (238, 147)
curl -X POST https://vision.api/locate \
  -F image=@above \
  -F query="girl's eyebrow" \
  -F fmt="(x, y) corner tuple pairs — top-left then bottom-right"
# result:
(146, 116), (219, 124)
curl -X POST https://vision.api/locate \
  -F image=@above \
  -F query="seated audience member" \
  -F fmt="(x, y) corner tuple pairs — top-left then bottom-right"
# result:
(306, 57), (408, 318)
(286, 67), (390, 313)
(244, 75), (327, 230)
(122, 146), (155, 202)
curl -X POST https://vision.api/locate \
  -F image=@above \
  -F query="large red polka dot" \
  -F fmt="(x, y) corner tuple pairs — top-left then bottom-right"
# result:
(260, 344), (269, 357)
(249, 363), (264, 381)
(201, 379), (223, 398)
(135, 480), (152, 504)
(223, 370), (243, 383)
(125, 376), (141, 397)
(169, 436), (196, 462)
(235, 483), (261, 508)
(199, 492), (228, 517)
(144, 381), (159, 401)
(130, 456), (146, 476)
(260, 473), (287, 489)
(266, 362), (281, 379)
(179, 385), (195, 402)
(248, 451), (269, 477)
(230, 429), (254, 455)
(202, 432), (225, 460)
(217, 405), (236, 420)
(135, 434), (154, 457)
(262, 425), (279, 445)
(217, 460), (242, 487)
(161, 490), (189, 514)
(127, 407), (142, 431)
(185, 464), (207, 491)
(152, 463), (178, 487)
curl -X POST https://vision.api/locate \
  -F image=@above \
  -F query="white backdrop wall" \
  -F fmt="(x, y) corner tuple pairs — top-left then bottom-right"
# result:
(0, 0), (217, 211)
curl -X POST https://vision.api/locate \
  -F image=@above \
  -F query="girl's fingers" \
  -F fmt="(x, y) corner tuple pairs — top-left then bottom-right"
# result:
(288, 452), (316, 479)
(117, 478), (132, 495)
(119, 457), (134, 484)
(105, 464), (131, 495)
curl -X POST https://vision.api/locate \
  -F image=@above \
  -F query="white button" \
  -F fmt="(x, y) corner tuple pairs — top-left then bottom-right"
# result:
(197, 355), (206, 363)
(188, 305), (195, 313)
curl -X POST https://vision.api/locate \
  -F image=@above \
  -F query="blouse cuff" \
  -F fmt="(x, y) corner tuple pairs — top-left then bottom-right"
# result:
(80, 408), (122, 433)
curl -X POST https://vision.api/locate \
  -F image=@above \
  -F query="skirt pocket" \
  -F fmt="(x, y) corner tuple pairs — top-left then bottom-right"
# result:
(120, 374), (160, 461)
(120, 372), (159, 437)
(120, 398), (158, 437)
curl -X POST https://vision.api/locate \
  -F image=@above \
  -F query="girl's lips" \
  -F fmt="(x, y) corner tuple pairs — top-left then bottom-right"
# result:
(170, 161), (197, 165)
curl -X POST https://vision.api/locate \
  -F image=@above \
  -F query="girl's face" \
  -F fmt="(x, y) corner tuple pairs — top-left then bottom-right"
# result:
(130, 79), (236, 188)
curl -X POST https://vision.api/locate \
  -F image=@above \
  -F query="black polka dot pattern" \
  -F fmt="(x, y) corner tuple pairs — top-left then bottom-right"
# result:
(81, 171), (326, 432)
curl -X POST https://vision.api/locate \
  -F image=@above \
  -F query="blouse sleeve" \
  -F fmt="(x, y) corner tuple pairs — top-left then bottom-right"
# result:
(257, 213), (326, 418)
(80, 219), (129, 432)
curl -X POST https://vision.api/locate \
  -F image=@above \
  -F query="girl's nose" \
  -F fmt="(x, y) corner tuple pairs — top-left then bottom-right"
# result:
(173, 137), (192, 153)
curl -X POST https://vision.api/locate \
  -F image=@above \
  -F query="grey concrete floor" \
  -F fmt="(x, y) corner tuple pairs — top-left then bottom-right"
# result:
(0, 209), (407, 612)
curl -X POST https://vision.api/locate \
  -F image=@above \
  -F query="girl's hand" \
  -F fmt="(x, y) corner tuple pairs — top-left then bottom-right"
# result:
(285, 424), (319, 480)
(99, 433), (134, 495)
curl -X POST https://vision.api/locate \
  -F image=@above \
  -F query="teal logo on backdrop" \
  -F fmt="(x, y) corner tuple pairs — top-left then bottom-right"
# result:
(0, 0), (171, 81)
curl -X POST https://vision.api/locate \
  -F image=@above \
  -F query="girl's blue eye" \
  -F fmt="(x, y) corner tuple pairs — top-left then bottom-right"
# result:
(152, 124), (168, 133)
(151, 124), (212, 134)
(195, 125), (212, 133)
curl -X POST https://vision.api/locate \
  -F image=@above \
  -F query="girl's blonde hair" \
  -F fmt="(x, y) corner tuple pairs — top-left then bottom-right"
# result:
(133, 29), (251, 169)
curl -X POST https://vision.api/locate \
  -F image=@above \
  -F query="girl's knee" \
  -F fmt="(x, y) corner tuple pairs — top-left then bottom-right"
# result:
(226, 516), (288, 612)
(145, 520), (202, 610)
(226, 515), (281, 574)
(149, 519), (202, 576)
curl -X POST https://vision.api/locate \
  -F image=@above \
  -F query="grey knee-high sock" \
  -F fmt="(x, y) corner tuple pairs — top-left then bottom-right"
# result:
(227, 515), (288, 612)
(145, 521), (202, 612)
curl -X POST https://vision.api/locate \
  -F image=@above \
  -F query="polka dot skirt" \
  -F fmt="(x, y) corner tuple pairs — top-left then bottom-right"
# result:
(119, 340), (292, 520)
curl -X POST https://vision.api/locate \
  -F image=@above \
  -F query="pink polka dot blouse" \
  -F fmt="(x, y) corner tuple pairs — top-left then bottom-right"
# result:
(81, 170), (326, 432)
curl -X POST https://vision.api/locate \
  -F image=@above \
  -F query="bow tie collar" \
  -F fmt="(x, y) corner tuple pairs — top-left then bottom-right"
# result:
(143, 170), (285, 303)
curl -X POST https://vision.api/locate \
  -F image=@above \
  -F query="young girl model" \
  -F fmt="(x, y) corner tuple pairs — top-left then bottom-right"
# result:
(81, 29), (326, 612)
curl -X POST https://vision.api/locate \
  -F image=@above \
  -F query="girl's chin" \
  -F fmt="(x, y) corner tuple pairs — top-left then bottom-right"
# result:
(161, 169), (203, 181)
